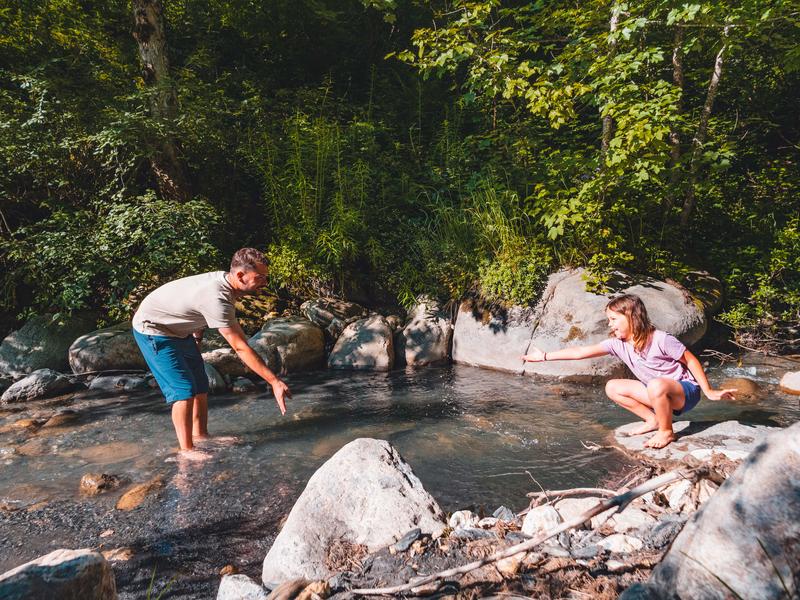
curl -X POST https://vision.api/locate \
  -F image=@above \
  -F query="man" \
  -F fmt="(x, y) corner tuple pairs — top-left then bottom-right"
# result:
(132, 247), (291, 459)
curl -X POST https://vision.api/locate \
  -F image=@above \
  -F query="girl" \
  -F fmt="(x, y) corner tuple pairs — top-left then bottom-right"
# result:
(521, 294), (736, 449)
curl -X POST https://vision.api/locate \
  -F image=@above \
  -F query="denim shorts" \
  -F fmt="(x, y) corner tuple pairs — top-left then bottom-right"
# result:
(133, 328), (209, 403)
(673, 380), (701, 416)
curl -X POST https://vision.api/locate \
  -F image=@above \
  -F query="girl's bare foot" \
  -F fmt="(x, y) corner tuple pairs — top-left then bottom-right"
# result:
(626, 419), (659, 436)
(165, 448), (212, 462)
(644, 430), (676, 449)
(193, 435), (240, 447)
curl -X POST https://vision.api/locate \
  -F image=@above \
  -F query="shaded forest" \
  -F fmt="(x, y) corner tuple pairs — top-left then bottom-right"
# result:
(1, 0), (798, 350)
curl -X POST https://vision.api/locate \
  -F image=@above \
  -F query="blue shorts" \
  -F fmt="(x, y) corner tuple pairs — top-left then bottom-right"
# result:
(673, 380), (701, 416)
(133, 328), (209, 403)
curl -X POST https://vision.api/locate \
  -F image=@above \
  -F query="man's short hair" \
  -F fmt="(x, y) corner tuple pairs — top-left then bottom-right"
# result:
(230, 248), (268, 272)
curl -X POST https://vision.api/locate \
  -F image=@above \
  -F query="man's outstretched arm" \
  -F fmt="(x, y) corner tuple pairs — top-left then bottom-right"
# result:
(218, 322), (292, 414)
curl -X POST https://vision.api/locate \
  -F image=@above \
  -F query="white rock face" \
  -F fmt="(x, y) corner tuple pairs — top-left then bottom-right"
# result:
(400, 296), (453, 367)
(0, 312), (98, 379)
(779, 371), (800, 395)
(328, 316), (395, 371)
(614, 420), (779, 463)
(217, 574), (267, 600)
(69, 323), (147, 374)
(521, 505), (562, 537)
(625, 422), (800, 600)
(261, 438), (445, 584)
(0, 548), (117, 600)
(452, 268), (707, 380)
(1, 369), (76, 404)
(249, 317), (325, 374)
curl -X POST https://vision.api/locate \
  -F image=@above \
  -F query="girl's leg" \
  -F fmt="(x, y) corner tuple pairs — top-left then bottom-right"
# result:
(605, 379), (658, 434)
(641, 378), (686, 448)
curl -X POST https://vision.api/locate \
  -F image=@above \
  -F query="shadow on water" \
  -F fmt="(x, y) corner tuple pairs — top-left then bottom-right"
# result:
(1, 361), (798, 598)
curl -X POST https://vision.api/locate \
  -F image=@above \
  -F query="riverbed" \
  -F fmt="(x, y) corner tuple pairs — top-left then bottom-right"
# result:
(1, 355), (797, 598)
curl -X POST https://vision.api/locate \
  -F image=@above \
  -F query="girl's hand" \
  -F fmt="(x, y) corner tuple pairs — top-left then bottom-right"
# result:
(705, 388), (737, 401)
(521, 347), (545, 362)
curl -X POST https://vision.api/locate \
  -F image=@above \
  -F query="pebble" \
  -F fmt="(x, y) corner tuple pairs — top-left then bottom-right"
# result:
(597, 533), (643, 554)
(521, 505), (561, 537)
(391, 528), (421, 552)
(492, 506), (516, 521)
(448, 510), (479, 529)
(451, 527), (495, 541)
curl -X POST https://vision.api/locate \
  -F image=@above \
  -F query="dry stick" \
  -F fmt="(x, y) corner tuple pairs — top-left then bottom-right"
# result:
(351, 467), (698, 596)
(526, 487), (617, 500)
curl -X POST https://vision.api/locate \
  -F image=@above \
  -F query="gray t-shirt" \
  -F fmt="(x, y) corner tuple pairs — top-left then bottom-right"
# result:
(600, 329), (695, 385)
(132, 271), (237, 338)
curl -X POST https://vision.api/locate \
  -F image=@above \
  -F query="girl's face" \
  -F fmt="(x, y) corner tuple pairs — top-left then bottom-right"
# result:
(606, 309), (631, 341)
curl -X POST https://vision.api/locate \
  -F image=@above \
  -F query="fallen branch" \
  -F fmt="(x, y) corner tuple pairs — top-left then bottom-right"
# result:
(351, 467), (699, 596)
(526, 487), (617, 500)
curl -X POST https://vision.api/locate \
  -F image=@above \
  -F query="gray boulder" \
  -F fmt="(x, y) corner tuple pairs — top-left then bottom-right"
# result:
(261, 438), (446, 584)
(452, 268), (709, 380)
(69, 323), (146, 374)
(400, 296), (453, 367)
(249, 317), (324, 374)
(1, 369), (77, 404)
(88, 375), (149, 393)
(0, 548), (116, 600)
(205, 363), (227, 394)
(328, 315), (395, 371)
(217, 574), (267, 600)
(301, 298), (367, 339)
(0, 312), (99, 379)
(623, 422), (800, 600)
(202, 348), (253, 379)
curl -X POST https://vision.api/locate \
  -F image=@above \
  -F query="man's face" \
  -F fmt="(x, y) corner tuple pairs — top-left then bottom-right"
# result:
(235, 263), (269, 294)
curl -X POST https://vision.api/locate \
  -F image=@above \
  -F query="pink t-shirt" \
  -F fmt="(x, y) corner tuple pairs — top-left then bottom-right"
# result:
(600, 329), (695, 385)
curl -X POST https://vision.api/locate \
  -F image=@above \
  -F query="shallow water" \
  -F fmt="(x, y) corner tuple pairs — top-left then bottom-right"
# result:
(0, 356), (798, 597)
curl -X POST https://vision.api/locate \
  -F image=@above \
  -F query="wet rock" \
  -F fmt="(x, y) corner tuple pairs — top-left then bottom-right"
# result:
(1, 369), (77, 404)
(115, 476), (164, 511)
(328, 316), (395, 371)
(400, 296), (453, 367)
(232, 377), (257, 393)
(79, 473), (121, 496)
(493, 506), (516, 521)
(448, 510), (479, 529)
(301, 299), (366, 337)
(205, 363), (227, 394)
(0, 548), (116, 600)
(613, 420), (779, 463)
(719, 377), (762, 402)
(261, 438), (446, 583)
(69, 322), (146, 374)
(521, 505), (562, 537)
(202, 348), (254, 379)
(218, 573), (268, 600)
(88, 375), (149, 393)
(634, 422), (800, 600)
(779, 371), (800, 395)
(0, 311), (99, 379)
(250, 317), (325, 374)
(597, 533), (643, 554)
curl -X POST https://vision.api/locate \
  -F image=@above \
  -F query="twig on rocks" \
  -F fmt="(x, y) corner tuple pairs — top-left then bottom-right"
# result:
(580, 440), (617, 452)
(524, 470), (551, 505)
(351, 467), (700, 596)
(526, 487), (617, 500)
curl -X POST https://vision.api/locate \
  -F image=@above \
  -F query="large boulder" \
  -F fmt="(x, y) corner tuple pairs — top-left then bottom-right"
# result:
(248, 317), (324, 374)
(328, 315), (395, 371)
(301, 298), (367, 339)
(0, 312), (99, 379)
(452, 268), (708, 380)
(0, 548), (116, 600)
(68, 323), (146, 374)
(261, 438), (446, 584)
(400, 296), (453, 367)
(622, 422), (800, 600)
(1, 369), (78, 404)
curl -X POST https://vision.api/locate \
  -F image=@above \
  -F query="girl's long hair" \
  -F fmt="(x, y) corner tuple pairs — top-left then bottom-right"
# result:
(606, 294), (654, 352)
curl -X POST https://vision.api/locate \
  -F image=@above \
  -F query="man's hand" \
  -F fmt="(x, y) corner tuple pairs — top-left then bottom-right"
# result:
(705, 388), (737, 401)
(521, 347), (545, 362)
(271, 379), (292, 415)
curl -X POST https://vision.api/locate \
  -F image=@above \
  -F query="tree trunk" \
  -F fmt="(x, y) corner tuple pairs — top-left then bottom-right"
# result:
(600, 5), (620, 156)
(680, 27), (728, 227)
(664, 26), (685, 214)
(132, 0), (191, 202)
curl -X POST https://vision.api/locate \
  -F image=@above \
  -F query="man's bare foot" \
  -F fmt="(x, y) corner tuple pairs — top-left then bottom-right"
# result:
(626, 420), (659, 436)
(165, 448), (212, 463)
(644, 430), (677, 449)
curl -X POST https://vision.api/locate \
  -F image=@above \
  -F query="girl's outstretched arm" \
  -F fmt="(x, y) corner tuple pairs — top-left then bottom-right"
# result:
(683, 350), (737, 400)
(522, 343), (608, 362)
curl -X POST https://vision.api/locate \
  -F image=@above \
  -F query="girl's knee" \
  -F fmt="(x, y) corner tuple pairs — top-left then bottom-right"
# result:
(605, 379), (624, 396)
(647, 378), (670, 397)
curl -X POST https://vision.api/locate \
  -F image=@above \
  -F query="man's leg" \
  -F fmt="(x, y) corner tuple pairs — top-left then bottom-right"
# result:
(171, 398), (195, 450)
(605, 379), (659, 434)
(192, 393), (209, 440)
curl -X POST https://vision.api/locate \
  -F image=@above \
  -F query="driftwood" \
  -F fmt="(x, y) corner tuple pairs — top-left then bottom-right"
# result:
(526, 487), (617, 500)
(351, 466), (700, 596)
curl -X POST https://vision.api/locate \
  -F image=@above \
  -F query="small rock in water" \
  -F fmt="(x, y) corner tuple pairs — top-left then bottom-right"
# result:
(391, 527), (421, 552)
(448, 509), (479, 529)
(79, 473), (121, 496)
(719, 377), (761, 402)
(115, 476), (164, 511)
(232, 377), (256, 393)
(42, 410), (77, 428)
(492, 505), (516, 521)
